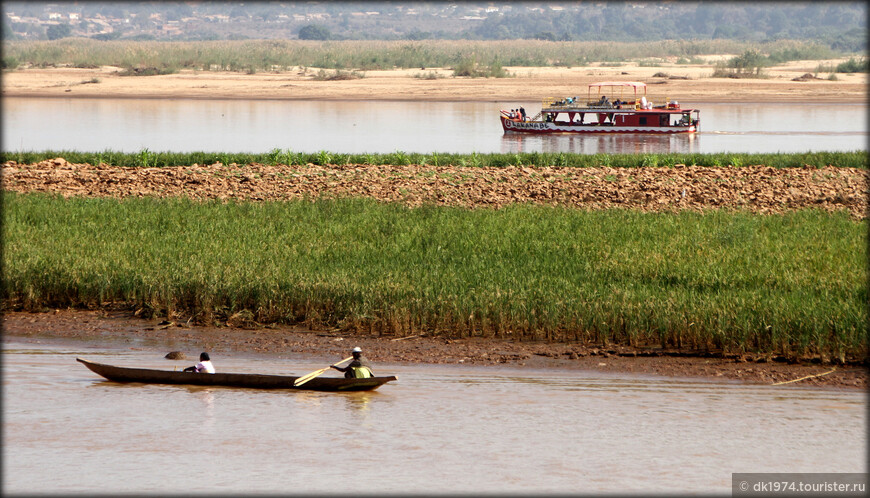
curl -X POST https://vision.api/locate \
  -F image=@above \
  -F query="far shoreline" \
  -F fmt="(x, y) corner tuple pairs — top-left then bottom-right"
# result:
(4, 92), (864, 104)
(2, 64), (867, 104)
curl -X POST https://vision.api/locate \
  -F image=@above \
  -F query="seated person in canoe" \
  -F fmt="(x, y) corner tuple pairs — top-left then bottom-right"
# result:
(183, 352), (215, 373)
(331, 347), (374, 378)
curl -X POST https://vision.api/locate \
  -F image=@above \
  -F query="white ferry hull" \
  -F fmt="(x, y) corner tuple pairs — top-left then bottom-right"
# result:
(501, 116), (696, 134)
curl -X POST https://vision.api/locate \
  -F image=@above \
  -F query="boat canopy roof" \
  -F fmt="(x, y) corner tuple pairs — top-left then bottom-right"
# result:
(589, 81), (647, 89)
(588, 81), (647, 96)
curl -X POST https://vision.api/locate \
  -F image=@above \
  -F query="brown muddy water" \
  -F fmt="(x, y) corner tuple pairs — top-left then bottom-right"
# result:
(2, 98), (866, 154)
(3, 339), (866, 494)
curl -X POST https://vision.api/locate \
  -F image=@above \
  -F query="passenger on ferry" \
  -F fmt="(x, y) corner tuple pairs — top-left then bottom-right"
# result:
(519, 107), (527, 121)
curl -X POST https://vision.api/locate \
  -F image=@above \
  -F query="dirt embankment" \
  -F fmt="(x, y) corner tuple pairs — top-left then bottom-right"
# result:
(3, 310), (866, 389)
(3, 158), (867, 219)
(4, 158), (867, 389)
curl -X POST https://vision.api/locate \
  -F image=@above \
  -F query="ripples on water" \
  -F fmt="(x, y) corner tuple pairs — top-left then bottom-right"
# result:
(3, 340), (866, 494)
(2, 99), (866, 154)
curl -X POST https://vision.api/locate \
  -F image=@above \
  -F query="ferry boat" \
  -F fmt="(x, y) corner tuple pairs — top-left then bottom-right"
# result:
(501, 82), (699, 134)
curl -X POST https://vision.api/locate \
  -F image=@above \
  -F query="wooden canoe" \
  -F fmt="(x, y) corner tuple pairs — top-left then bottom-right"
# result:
(77, 358), (397, 392)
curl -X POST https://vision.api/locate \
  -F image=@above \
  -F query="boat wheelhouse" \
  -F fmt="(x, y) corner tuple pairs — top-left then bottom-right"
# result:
(501, 81), (700, 134)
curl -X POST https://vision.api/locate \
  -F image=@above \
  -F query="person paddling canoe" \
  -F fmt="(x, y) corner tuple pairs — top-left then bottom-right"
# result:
(183, 352), (215, 373)
(331, 347), (374, 379)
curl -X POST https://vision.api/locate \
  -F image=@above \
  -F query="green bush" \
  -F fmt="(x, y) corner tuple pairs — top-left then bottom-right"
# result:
(836, 57), (869, 73)
(2, 55), (19, 69)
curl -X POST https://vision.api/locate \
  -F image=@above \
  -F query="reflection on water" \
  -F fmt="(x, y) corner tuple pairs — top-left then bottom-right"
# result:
(2, 98), (865, 154)
(501, 131), (700, 155)
(342, 391), (375, 412)
(3, 340), (866, 494)
(194, 389), (216, 434)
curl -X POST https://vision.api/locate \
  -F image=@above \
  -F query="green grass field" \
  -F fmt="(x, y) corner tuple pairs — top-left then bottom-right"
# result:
(3, 193), (865, 360)
(3, 150), (867, 169)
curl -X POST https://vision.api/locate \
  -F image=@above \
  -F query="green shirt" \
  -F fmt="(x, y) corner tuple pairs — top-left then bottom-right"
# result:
(342, 356), (373, 378)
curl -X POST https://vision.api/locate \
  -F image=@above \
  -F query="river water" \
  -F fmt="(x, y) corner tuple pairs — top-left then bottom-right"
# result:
(2, 98), (866, 155)
(3, 96), (867, 494)
(3, 339), (865, 494)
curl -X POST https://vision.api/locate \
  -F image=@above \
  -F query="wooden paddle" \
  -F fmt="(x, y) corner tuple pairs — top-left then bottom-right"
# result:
(293, 356), (354, 387)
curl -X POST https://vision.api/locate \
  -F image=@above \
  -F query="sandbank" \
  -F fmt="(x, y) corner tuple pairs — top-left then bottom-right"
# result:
(2, 60), (867, 103)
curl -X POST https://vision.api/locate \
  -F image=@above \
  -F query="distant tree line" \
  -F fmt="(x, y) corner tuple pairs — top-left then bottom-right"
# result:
(468, 3), (866, 52)
(2, 1), (866, 52)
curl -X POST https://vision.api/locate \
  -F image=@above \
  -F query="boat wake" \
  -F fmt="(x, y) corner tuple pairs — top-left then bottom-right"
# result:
(704, 131), (866, 136)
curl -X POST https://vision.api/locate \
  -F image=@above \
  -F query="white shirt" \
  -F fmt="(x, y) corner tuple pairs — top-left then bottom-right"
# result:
(195, 360), (215, 374)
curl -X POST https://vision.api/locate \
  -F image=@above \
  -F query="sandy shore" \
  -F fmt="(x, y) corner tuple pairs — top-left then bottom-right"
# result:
(2, 60), (867, 102)
(4, 310), (865, 389)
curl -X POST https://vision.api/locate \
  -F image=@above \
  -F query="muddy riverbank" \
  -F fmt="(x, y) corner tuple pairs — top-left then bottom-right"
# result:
(3, 310), (866, 389)
(4, 159), (866, 388)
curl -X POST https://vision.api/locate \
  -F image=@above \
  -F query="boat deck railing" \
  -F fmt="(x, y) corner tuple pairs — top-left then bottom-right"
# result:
(542, 97), (690, 113)
(543, 97), (640, 111)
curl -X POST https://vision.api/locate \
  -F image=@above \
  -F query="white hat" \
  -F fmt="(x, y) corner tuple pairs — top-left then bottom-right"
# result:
(352, 347), (362, 353)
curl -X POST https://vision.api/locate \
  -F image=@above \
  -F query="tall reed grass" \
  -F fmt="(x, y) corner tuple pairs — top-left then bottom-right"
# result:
(2, 39), (844, 72)
(3, 150), (867, 169)
(3, 193), (865, 360)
